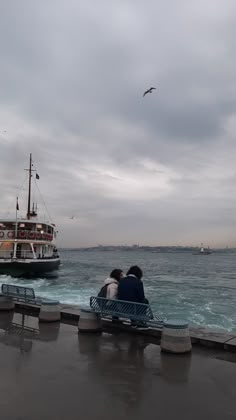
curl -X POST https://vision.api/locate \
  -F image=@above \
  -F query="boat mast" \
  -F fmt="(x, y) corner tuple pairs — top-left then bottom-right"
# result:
(27, 153), (32, 220)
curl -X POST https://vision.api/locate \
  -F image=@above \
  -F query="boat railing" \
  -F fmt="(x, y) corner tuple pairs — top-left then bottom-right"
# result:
(0, 249), (59, 259)
(0, 250), (35, 259)
(0, 250), (13, 259)
(0, 230), (53, 241)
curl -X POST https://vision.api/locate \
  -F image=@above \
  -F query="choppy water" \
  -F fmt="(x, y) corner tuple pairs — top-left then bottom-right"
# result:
(1, 249), (236, 332)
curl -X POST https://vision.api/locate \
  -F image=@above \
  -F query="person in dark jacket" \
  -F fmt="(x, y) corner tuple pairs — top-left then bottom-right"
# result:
(118, 265), (149, 329)
(118, 265), (147, 303)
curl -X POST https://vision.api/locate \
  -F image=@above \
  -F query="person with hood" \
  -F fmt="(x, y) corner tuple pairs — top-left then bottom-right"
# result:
(103, 268), (124, 299)
(97, 268), (123, 322)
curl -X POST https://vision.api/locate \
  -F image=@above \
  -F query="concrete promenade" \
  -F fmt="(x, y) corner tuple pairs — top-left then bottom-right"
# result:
(0, 311), (236, 420)
(11, 301), (236, 352)
(62, 304), (236, 352)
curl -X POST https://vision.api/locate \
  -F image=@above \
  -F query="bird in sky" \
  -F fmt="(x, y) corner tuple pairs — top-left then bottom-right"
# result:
(70, 216), (75, 219)
(143, 87), (156, 97)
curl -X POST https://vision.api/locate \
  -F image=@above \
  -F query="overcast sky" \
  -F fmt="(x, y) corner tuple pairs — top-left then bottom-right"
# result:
(0, 0), (236, 248)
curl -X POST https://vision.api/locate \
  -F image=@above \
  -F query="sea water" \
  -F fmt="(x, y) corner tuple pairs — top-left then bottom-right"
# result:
(1, 249), (236, 332)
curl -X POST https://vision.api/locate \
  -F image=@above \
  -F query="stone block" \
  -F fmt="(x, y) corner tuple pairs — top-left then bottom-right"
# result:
(39, 300), (61, 322)
(78, 308), (102, 333)
(161, 319), (192, 354)
(0, 295), (15, 311)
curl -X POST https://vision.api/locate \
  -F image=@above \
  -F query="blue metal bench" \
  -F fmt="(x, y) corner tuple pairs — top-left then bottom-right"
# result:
(90, 296), (165, 327)
(1, 284), (53, 306)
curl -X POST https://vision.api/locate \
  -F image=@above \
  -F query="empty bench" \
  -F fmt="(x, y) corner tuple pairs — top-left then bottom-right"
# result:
(0, 284), (61, 322)
(1, 284), (41, 305)
(89, 296), (165, 328)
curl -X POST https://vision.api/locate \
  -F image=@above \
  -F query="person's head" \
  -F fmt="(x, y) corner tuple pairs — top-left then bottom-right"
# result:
(110, 268), (124, 282)
(127, 265), (143, 280)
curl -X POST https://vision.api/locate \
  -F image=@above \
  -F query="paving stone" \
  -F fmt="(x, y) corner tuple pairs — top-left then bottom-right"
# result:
(190, 327), (236, 345)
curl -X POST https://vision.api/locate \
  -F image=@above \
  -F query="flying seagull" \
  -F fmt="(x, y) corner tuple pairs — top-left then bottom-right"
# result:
(143, 87), (156, 97)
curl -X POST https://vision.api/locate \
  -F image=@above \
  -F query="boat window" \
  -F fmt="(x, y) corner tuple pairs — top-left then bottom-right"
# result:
(0, 241), (14, 259)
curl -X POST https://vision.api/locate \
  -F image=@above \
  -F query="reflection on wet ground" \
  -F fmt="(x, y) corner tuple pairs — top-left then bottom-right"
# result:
(0, 312), (235, 420)
(0, 311), (60, 352)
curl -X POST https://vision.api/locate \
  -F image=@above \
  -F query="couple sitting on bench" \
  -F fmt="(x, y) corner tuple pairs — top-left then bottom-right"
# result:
(98, 265), (150, 330)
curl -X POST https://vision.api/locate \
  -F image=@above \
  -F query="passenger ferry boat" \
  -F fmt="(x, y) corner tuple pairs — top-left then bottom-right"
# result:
(0, 154), (60, 277)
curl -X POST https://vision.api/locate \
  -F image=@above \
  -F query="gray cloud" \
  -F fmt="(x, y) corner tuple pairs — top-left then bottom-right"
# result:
(0, 0), (236, 247)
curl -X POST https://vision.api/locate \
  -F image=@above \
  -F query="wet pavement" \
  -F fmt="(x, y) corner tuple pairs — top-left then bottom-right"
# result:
(0, 312), (236, 420)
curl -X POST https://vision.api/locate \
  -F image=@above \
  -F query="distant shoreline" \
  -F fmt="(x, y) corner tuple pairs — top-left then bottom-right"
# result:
(59, 246), (235, 253)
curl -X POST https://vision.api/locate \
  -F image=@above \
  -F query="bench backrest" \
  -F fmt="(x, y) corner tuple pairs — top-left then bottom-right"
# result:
(90, 296), (154, 321)
(1, 284), (35, 301)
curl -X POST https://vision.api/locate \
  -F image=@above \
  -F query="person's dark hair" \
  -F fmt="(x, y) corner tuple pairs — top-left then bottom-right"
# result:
(127, 265), (143, 280)
(110, 269), (123, 282)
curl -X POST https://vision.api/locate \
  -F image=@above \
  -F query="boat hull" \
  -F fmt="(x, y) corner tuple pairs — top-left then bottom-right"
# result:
(0, 258), (60, 277)
(192, 251), (211, 255)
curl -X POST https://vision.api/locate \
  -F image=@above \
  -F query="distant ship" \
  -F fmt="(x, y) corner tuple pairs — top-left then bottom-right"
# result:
(192, 244), (212, 255)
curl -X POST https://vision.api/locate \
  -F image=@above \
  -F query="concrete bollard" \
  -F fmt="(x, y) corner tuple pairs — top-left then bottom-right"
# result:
(0, 294), (15, 311)
(161, 319), (192, 354)
(39, 300), (61, 322)
(78, 308), (102, 333)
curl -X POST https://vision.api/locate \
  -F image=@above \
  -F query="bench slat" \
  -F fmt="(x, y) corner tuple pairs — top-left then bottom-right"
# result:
(90, 296), (164, 324)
